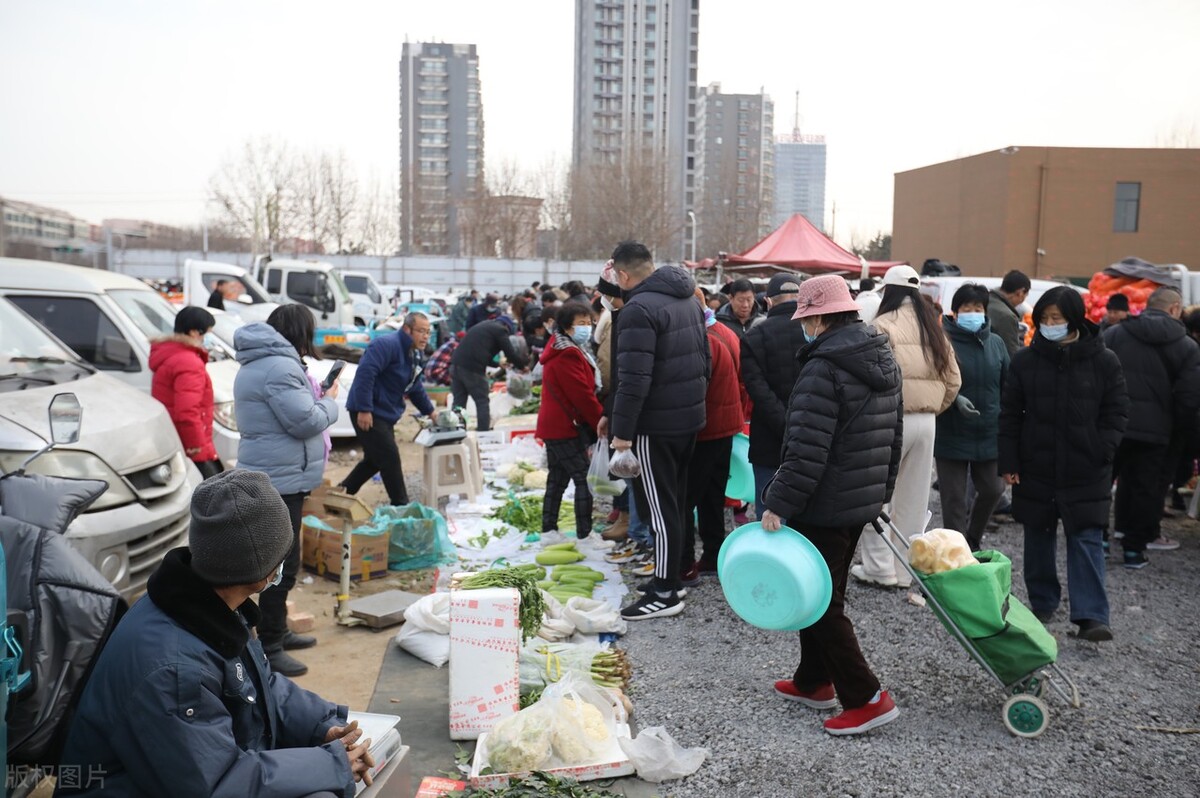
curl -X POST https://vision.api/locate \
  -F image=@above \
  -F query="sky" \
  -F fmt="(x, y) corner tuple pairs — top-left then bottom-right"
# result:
(1, 0), (1198, 249)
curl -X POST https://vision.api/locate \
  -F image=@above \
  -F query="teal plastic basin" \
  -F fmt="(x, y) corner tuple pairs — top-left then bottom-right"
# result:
(718, 522), (833, 631)
(725, 433), (755, 503)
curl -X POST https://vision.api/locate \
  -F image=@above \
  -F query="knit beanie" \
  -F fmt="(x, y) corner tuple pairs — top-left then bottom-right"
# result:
(597, 262), (622, 298)
(189, 469), (295, 586)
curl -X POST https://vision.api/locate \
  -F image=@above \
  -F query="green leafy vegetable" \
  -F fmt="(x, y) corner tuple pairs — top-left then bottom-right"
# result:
(449, 770), (624, 797)
(458, 567), (548, 642)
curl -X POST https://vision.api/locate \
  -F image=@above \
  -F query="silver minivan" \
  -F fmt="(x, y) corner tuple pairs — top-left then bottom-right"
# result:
(0, 257), (241, 465)
(0, 298), (200, 600)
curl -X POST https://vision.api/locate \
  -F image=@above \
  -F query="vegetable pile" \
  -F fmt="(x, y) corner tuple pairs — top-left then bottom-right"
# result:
(520, 642), (631, 692)
(449, 771), (624, 797)
(457, 565), (548, 642)
(490, 495), (574, 534)
(509, 397), (541, 415)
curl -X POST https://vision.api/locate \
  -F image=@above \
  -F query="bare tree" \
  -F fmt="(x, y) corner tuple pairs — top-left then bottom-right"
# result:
(294, 152), (328, 255)
(563, 147), (681, 260)
(209, 137), (298, 255)
(1156, 119), (1199, 148)
(532, 155), (572, 259)
(323, 150), (358, 254)
(355, 176), (400, 255)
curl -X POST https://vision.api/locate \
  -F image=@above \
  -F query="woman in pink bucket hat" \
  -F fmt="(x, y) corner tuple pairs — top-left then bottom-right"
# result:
(757, 274), (906, 736)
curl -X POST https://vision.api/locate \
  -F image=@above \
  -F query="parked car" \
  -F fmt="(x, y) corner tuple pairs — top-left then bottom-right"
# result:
(0, 297), (200, 601)
(0, 257), (240, 465)
(253, 256), (357, 328)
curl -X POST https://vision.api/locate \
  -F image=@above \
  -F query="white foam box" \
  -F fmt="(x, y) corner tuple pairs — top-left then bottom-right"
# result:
(468, 721), (636, 788)
(448, 587), (522, 740)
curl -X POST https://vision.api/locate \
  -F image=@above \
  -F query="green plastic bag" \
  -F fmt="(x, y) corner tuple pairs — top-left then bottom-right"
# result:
(918, 550), (1057, 685)
(360, 503), (458, 571)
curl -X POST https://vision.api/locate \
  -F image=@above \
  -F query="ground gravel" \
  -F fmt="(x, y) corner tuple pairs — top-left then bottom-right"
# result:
(620, 495), (1200, 798)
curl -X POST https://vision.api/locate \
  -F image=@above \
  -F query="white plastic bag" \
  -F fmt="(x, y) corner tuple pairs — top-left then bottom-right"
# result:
(395, 592), (451, 667)
(484, 672), (617, 773)
(562, 596), (627, 636)
(617, 726), (708, 783)
(586, 437), (626, 498)
(507, 370), (533, 399)
(609, 448), (641, 479)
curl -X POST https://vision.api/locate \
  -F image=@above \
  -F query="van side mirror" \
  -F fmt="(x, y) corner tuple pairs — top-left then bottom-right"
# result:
(49, 393), (82, 444)
(236, 294), (253, 305)
(101, 336), (137, 371)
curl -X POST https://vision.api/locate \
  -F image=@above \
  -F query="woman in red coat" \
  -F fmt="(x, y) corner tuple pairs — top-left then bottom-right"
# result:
(536, 302), (605, 540)
(150, 306), (221, 479)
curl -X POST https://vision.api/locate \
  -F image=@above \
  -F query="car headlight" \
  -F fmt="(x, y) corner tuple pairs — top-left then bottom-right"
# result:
(11, 449), (138, 511)
(214, 401), (238, 432)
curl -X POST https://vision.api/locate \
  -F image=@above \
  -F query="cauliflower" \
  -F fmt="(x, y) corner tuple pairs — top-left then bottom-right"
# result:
(506, 461), (536, 487)
(486, 710), (553, 773)
(550, 697), (610, 765)
(524, 469), (549, 490)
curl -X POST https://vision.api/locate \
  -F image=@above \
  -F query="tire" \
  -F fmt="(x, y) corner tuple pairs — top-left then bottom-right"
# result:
(1002, 695), (1050, 738)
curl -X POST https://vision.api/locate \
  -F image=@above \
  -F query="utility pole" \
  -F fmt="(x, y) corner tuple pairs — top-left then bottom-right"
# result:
(831, 201), (837, 242)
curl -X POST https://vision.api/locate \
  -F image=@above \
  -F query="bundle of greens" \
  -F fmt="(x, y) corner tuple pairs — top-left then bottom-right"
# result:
(490, 496), (575, 534)
(457, 565), (548, 642)
(519, 642), (631, 691)
(450, 771), (623, 797)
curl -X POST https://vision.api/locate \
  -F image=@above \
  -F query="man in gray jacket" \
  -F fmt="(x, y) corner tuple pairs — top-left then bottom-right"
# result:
(987, 270), (1030, 356)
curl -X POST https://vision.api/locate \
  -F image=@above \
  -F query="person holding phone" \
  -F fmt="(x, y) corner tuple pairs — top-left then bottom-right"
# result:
(342, 312), (436, 506)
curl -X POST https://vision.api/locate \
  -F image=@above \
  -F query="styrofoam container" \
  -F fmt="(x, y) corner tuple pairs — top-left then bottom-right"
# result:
(469, 721), (635, 788)
(448, 587), (522, 740)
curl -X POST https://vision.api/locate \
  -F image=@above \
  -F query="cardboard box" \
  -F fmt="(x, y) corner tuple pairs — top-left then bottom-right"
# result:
(414, 777), (466, 797)
(469, 721), (636, 788)
(302, 480), (334, 518)
(320, 492), (374, 523)
(448, 587), (521, 740)
(301, 518), (389, 582)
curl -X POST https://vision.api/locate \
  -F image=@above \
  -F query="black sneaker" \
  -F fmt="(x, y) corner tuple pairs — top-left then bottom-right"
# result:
(282, 630), (317, 650)
(637, 578), (687, 598)
(1074, 620), (1114, 642)
(620, 590), (684, 620)
(1123, 550), (1149, 570)
(1032, 609), (1054, 623)
(266, 649), (309, 676)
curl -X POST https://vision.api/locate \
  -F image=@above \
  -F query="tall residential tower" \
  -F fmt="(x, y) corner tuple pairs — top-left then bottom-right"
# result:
(572, 0), (699, 258)
(399, 42), (484, 255)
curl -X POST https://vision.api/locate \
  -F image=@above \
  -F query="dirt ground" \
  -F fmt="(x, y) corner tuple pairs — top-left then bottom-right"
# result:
(287, 421), (437, 710)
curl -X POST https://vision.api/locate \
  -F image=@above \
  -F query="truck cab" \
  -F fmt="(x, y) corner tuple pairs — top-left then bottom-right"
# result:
(341, 270), (392, 325)
(183, 258), (279, 324)
(253, 256), (356, 328)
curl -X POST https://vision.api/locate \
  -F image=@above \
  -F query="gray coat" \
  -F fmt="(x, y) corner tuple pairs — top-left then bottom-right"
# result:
(233, 323), (338, 495)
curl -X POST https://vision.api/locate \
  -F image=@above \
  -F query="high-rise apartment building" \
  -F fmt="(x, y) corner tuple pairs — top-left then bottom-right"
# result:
(399, 42), (484, 255)
(774, 131), (827, 232)
(572, 0), (699, 258)
(694, 83), (774, 258)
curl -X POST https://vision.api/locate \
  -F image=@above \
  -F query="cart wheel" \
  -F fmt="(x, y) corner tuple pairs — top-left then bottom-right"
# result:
(1003, 695), (1050, 738)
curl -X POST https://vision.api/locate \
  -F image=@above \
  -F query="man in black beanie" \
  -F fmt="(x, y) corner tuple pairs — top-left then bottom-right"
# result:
(57, 470), (375, 798)
(1101, 292), (1130, 331)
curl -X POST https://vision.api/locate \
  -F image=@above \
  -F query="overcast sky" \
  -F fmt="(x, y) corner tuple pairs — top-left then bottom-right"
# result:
(1, 0), (1197, 249)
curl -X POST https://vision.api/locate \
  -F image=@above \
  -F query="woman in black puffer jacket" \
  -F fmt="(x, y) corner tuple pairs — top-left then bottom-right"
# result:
(998, 286), (1128, 642)
(759, 276), (904, 737)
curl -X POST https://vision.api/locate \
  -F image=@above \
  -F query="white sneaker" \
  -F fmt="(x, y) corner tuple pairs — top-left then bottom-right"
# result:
(540, 529), (566, 544)
(850, 564), (899, 588)
(576, 535), (615, 551)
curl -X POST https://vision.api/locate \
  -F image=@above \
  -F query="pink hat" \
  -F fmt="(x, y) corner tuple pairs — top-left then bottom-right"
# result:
(791, 275), (861, 320)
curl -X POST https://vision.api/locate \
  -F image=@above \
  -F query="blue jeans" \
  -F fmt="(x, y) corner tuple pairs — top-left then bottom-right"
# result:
(627, 481), (652, 547)
(753, 464), (777, 511)
(1023, 522), (1109, 625)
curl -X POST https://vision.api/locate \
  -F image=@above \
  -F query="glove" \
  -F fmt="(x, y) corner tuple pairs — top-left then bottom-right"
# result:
(954, 395), (980, 417)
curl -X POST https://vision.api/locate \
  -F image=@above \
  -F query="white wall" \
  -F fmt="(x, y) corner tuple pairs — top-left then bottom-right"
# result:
(113, 250), (607, 294)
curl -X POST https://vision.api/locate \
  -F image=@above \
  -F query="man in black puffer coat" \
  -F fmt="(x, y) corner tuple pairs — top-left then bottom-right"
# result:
(600, 241), (710, 621)
(451, 318), (530, 431)
(758, 275), (903, 737)
(1103, 286), (1200, 565)
(741, 272), (807, 506)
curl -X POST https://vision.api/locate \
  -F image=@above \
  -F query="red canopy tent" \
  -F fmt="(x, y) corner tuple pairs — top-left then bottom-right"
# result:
(721, 213), (904, 278)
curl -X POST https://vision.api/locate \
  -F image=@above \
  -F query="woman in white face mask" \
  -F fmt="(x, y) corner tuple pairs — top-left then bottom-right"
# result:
(998, 286), (1129, 642)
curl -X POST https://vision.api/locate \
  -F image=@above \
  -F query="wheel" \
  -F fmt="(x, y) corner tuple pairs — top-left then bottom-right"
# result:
(1002, 695), (1050, 738)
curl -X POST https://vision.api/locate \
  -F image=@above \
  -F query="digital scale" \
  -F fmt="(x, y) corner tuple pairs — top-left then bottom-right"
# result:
(413, 408), (468, 447)
(346, 711), (404, 795)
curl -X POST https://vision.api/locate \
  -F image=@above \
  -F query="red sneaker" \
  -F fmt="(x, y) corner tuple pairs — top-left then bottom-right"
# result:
(773, 680), (838, 709)
(823, 691), (899, 736)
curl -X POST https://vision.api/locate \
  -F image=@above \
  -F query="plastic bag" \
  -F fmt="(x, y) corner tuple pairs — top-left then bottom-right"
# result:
(395, 592), (451, 667)
(909, 528), (978, 575)
(617, 726), (708, 783)
(372, 504), (458, 570)
(586, 437), (626, 498)
(562, 596), (627, 636)
(609, 448), (641, 479)
(494, 436), (547, 474)
(507, 371), (534, 399)
(519, 640), (602, 690)
(483, 672), (616, 773)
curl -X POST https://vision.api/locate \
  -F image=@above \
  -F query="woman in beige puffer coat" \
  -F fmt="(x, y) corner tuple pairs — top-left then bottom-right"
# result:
(854, 266), (961, 590)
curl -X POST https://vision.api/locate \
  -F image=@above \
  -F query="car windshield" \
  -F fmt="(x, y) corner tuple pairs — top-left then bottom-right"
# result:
(344, 275), (382, 304)
(108, 289), (177, 339)
(0, 298), (92, 389)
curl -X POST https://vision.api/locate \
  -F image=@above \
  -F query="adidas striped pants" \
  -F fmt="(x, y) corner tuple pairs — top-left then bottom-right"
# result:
(630, 433), (696, 588)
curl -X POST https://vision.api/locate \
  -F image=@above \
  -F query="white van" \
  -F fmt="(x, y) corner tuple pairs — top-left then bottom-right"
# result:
(341, 270), (392, 325)
(183, 258), (279, 324)
(0, 258), (240, 465)
(253, 256), (356, 328)
(0, 297), (201, 601)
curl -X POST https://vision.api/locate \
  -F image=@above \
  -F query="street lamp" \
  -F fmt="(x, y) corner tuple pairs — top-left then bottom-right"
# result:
(686, 210), (697, 263)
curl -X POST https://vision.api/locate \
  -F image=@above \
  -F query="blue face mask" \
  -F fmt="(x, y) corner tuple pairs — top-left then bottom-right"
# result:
(571, 325), (592, 345)
(1040, 323), (1070, 342)
(703, 308), (716, 328)
(957, 312), (985, 333)
(802, 321), (818, 344)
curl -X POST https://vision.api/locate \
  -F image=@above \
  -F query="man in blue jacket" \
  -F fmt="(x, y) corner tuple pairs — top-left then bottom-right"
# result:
(56, 470), (374, 797)
(341, 313), (435, 506)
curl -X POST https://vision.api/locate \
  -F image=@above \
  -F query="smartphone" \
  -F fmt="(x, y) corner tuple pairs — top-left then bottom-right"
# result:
(321, 360), (347, 392)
